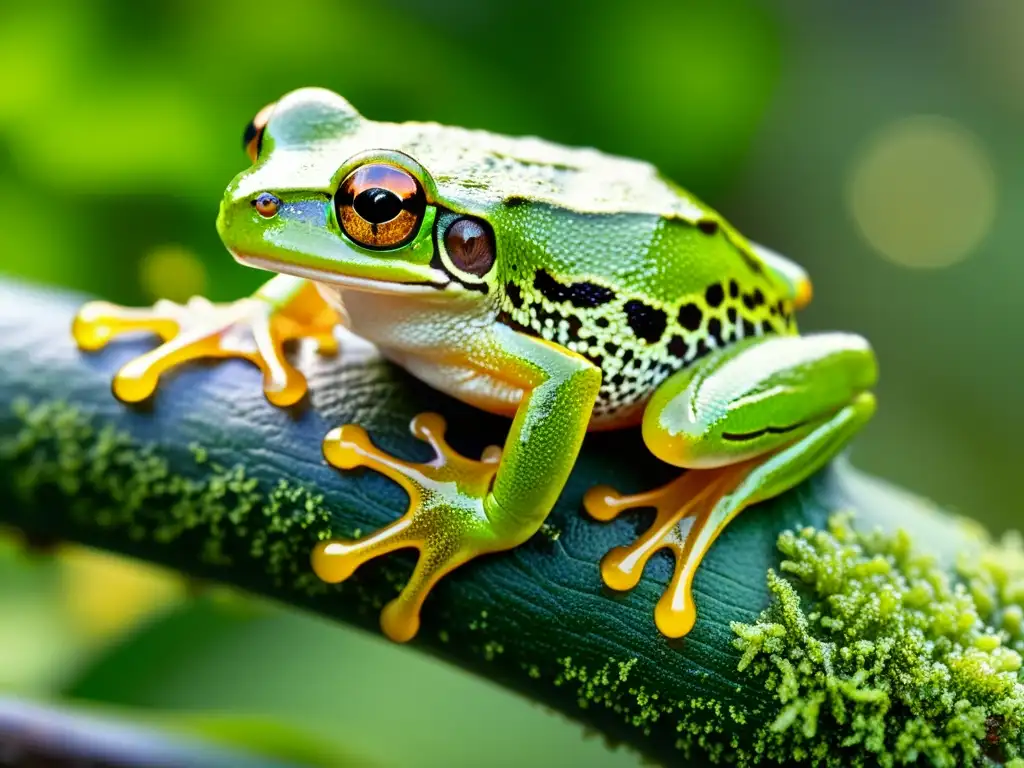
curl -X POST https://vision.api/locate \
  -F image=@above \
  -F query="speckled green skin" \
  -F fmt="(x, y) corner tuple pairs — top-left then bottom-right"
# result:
(6, 282), (1022, 766)
(212, 88), (878, 641)
(218, 87), (811, 424)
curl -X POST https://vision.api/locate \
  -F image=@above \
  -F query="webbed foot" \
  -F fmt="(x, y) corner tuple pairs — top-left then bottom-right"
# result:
(73, 285), (337, 407)
(312, 413), (507, 642)
(584, 463), (755, 638)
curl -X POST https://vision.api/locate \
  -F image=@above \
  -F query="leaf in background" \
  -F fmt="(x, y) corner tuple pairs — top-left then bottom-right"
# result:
(64, 596), (640, 767)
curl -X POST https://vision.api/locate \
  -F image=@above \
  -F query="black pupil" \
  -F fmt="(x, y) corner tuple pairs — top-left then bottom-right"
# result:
(353, 188), (402, 224)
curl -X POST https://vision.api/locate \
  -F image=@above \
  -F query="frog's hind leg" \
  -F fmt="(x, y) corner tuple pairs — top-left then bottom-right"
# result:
(585, 464), (754, 636)
(584, 333), (877, 638)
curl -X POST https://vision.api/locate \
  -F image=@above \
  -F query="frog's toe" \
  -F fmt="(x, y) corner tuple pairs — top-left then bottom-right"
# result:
(588, 475), (693, 594)
(581, 485), (632, 522)
(73, 294), (324, 406)
(112, 354), (163, 403)
(312, 518), (416, 584)
(72, 300), (179, 351)
(312, 333), (339, 356)
(314, 413), (503, 642)
(380, 544), (472, 643)
(72, 302), (117, 351)
(321, 413), (499, 495)
(585, 467), (751, 639)
(249, 321), (308, 406)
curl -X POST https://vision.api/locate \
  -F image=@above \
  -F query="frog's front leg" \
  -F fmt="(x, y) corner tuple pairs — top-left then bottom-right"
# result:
(585, 333), (877, 638)
(73, 275), (339, 406)
(312, 324), (601, 642)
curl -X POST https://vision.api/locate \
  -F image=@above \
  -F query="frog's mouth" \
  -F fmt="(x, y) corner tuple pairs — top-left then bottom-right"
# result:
(232, 252), (455, 297)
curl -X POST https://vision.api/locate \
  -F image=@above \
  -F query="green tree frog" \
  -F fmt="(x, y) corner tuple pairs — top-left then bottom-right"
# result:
(73, 88), (877, 643)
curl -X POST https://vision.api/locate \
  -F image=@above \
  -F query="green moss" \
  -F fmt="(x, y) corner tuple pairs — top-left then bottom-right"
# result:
(538, 521), (561, 542)
(548, 653), (755, 764)
(534, 518), (1024, 766)
(0, 399), (342, 596)
(733, 514), (1024, 767)
(10, 399), (1024, 766)
(482, 640), (505, 661)
(957, 530), (1024, 658)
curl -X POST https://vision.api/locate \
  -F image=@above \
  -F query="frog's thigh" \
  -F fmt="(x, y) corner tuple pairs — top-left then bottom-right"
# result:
(643, 332), (877, 469)
(586, 333), (877, 638)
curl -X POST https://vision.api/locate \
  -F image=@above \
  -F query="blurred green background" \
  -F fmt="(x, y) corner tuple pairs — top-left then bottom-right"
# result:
(0, 0), (1021, 765)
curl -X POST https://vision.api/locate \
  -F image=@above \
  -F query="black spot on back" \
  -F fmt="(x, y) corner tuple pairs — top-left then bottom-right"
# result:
(708, 317), (723, 345)
(497, 310), (536, 337)
(668, 335), (688, 359)
(505, 281), (523, 308)
(569, 282), (616, 307)
(729, 280), (739, 298)
(678, 303), (703, 332)
(705, 283), (724, 308)
(533, 270), (568, 303)
(624, 300), (667, 344)
(697, 219), (719, 235)
(694, 338), (710, 360)
(738, 247), (764, 275)
(533, 269), (615, 308)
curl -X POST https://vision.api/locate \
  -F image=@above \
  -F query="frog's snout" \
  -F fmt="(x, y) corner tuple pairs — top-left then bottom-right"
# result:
(215, 196), (229, 237)
(215, 187), (251, 245)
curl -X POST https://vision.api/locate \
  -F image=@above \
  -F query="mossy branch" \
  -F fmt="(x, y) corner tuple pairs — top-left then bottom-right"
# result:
(1, 279), (1022, 767)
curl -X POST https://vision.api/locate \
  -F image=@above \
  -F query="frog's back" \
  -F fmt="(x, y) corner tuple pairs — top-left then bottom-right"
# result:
(368, 118), (804, 427)
(374, 119), (710, 221)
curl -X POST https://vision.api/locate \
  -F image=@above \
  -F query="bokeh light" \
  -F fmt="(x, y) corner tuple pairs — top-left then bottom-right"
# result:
(139, 245), (208, 302)
(847, 115), (996, 269)
(59, 548), (183, 641)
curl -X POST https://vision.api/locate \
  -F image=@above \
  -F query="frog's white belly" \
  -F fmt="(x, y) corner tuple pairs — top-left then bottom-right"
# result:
(316, 282), (525, 417)
(315, 281), (646, 428)
(387, 354), (525, 416)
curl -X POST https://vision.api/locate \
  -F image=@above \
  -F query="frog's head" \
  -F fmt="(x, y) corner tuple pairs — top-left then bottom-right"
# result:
(217, 88), (496, 300)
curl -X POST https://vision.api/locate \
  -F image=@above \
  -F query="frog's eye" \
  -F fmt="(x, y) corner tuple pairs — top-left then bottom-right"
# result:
(443, 217), (495, 278)
(242, 102), (277, 163)
(335, 164), (426, 250)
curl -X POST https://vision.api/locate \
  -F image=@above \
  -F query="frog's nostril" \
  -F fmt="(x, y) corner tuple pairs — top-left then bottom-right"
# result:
(252, 192), (281, 218)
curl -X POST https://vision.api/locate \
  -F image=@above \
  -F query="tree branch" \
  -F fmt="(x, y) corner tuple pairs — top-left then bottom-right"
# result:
(0, 694), (366, 767)
(0, 279), (1004, 766)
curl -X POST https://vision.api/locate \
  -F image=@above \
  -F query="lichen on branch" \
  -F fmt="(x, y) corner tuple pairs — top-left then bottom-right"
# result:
(733, 515), (1024, 767)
